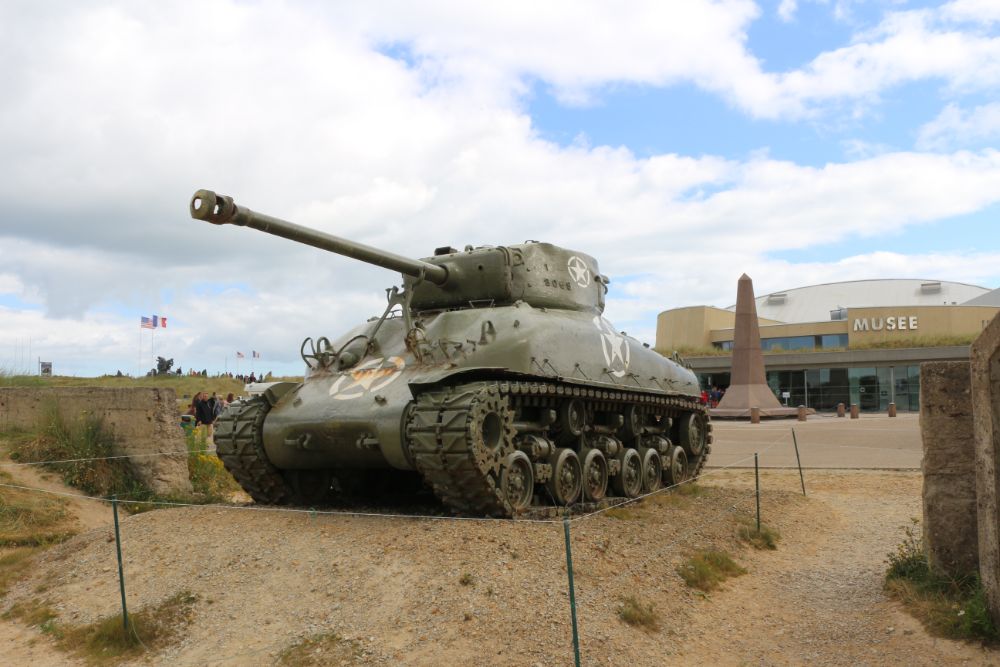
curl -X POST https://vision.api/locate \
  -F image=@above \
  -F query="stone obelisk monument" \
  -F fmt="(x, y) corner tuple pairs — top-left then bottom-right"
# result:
(713, 274), (797, 418)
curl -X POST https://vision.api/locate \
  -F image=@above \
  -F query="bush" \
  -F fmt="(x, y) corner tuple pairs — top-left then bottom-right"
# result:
(736, 519), (780, 550)
(184, 429), (240, 501)
(618, 595), (659, 630)
(677, 550), (746, 592)
(885, 519), (998, 642)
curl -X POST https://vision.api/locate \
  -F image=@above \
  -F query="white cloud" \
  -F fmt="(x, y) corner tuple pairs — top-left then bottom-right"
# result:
(941, 0), (1000, 25)
(0, 1), (999, 375)
(917, 102), (1000, 150)
(778, 0), (799, 22)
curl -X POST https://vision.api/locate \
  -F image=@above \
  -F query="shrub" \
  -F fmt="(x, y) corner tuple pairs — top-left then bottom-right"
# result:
(885, 519), (998, 642)
(677, 550), (746, 592)
(736, 519), (780, 550)
(618, 595), (659, 630)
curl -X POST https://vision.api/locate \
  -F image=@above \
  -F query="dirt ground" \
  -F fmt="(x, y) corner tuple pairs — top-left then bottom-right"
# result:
(1, 460), (997, 666)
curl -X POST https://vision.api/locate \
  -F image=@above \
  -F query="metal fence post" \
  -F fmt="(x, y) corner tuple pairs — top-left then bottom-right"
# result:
(563, 513), (581, 667)
(754, 453), (761, 533)
(111, 496), (131, 634)
(792, 429), (806, 496)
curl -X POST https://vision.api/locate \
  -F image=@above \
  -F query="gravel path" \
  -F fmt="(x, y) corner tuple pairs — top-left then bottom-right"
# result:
(1, 468), (997, 666)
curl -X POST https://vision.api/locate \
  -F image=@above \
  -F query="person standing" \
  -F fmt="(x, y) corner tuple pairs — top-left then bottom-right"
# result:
(195, 391), (216, 439)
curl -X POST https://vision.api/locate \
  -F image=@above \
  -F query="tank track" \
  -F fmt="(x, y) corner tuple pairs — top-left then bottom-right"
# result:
(406, 380), (712, 517)
(213, 395), (292, 504)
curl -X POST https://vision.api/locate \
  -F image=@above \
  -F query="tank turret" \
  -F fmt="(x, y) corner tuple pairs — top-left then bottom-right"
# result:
(191, 189), (608, 314)
(192, 189), (711, 517)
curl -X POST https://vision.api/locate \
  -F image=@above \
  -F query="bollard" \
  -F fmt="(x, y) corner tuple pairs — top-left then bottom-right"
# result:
(754, 453), (761, 532)
(797, 405), (807, 422)
(563, 513), (581, 667)
(836, 402), (845, 418)
(850, 403), (859, 419)
(111, 497), (131, 635)
(792, 429), (806, 496)
(888, 402), (897, 418)
(750, 406), (760, 424)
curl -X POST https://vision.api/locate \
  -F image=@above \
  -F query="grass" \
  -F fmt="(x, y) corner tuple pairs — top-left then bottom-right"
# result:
(647, 482), (707, 508)
(459, 572), (474, 586)
(0, 547), (44, 598)
(47, 591), (198, 665)
(854, 334), (976, 350)
(604, 506), (641, 520)
(0, 470), (77, 547)
(677, 549), (747, 592)
(736, 518), (780, 550)
(884, 520), (998, 642)
(276, 632), (363, 666)
(618, 595), (660, 631)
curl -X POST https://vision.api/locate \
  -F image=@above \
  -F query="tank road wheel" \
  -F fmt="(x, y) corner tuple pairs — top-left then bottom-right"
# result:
(640, 448), (662, 493)
(662, 446), (689, 487)
(612, 448), (643, 498)
(500, 451), (535, 511)
(547, 448), (583, 506)
(679, 413), (708, 458)
(581, 449), (609, 502)
(282, 470), (334, 505)
(560, 399), (586, 439)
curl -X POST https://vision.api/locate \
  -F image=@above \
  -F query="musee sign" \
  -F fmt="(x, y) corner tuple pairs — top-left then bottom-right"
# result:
(853, 316), (918, 332)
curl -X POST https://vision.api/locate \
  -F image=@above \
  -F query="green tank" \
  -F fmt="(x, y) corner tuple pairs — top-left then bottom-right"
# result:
(190, 189), (711, 516)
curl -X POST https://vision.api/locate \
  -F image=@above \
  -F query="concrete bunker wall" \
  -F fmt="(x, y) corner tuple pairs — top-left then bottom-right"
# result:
(973, 314), (1000, 626)
(919, 361), (978, 578)
(0, 387), (192, 495)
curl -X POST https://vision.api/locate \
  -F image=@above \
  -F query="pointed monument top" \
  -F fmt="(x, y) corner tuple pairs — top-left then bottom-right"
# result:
(739, 273), (752, 281)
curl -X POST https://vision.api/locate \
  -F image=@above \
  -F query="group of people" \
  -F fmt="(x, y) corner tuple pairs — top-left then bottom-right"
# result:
(188, 391), (236, 437)
(700, 385), (726, 408)
(220, 371), (270, 383)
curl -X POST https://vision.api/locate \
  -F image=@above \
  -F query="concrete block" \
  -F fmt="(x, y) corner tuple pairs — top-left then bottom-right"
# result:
(920, 361), (977, 578)
(837, 402), (845, 417)
(750, 406), (760, 424)
(973, 313), (1000, 626)
(797, 405), (807, 422)
(0, 387), (193, 496)
(850, 404), (859, 419)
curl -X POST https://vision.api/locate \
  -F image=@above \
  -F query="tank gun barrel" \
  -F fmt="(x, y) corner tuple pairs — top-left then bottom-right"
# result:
(189, 189), (449, 285)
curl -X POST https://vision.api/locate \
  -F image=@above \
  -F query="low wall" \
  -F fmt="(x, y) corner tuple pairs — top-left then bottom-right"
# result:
(919, 361), (978, 578)
(0, 387), (192, 496)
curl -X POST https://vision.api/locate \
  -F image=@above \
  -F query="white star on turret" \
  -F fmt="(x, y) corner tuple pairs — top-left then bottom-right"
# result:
(567, 256), (591, 287)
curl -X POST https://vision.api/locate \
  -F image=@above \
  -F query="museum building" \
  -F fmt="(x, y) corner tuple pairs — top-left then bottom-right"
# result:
(655, 279), (1000, 412)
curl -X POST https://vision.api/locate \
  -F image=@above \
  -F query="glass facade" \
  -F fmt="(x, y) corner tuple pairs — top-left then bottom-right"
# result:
(698, 365), (921, 412)
(715, 333), (848, 353)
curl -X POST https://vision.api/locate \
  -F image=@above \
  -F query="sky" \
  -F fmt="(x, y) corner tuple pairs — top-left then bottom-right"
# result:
(2, 0), (1000, 377)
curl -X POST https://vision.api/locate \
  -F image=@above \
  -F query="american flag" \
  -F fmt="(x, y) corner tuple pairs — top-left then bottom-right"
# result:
(236, 351), (245, 359)
(140, 316), (154, 329)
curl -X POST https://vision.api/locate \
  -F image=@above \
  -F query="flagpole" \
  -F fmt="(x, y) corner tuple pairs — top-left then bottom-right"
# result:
(138, 324), (142, 378)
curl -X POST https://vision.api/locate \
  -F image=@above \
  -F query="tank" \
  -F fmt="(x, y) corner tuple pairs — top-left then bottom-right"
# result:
(190, 189), (712, 516)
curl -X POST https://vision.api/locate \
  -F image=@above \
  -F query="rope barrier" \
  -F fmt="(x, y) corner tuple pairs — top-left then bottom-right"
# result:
(0, 448), (215, 468)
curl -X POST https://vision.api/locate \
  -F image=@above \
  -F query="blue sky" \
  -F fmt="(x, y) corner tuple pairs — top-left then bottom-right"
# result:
(1, 0), (999, 376)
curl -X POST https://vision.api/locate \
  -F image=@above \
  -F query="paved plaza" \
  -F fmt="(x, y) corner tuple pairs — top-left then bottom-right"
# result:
(707, 412), (922, 469)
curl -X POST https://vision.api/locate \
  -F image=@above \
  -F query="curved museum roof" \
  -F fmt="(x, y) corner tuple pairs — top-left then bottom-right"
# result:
(735, 279), (991, 324)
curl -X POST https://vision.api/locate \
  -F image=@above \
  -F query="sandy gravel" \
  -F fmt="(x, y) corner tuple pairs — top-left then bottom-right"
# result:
(2, 465), (998, 666)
